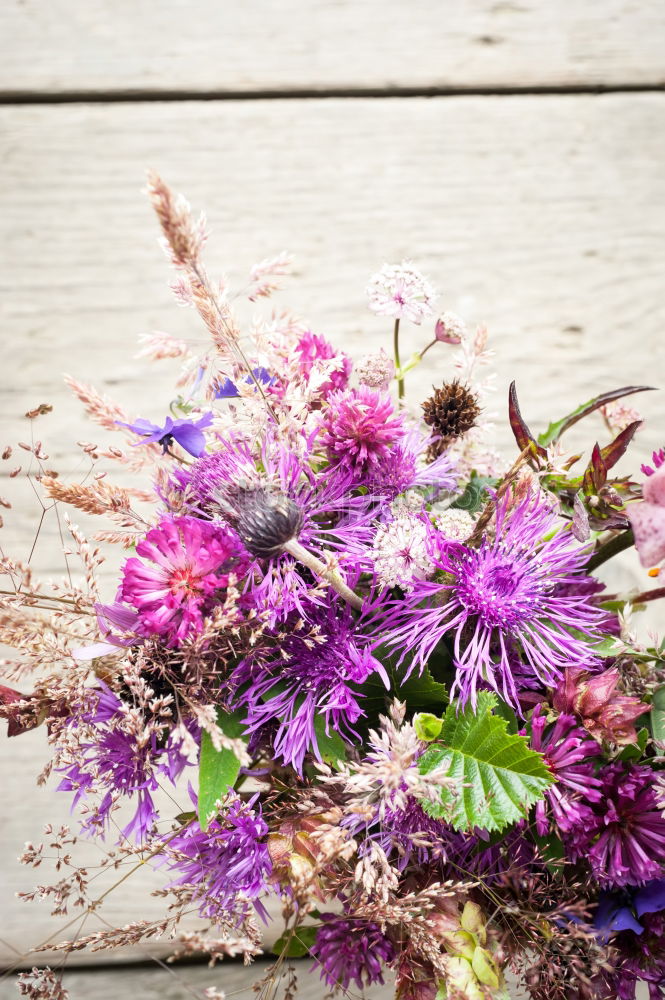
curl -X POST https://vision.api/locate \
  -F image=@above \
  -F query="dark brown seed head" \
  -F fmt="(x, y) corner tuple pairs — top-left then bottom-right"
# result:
(422, 379), (480, 459)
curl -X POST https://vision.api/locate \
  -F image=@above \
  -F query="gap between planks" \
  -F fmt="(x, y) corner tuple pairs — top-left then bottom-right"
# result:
(2, 81), (665, 106)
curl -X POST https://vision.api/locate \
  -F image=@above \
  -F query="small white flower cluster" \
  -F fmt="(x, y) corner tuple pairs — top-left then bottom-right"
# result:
(366, 261), (437, 325)
(372, 513), (434, 591)
(434, 507), (475, 543)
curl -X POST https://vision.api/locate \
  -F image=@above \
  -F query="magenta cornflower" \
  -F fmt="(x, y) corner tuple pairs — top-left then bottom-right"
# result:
(310, 914), (395, 990)
(295, 330), (351, 395)
(565, 763), (665, 887)
(365, 426), (457, 500)
(321, 385), (405, 476)
(232, 605), (388, 773)
(374, 490), (608, 710)
(163, 792), (272, 924)
(529, 705), (602, 836)
(119, 515), (246, 645)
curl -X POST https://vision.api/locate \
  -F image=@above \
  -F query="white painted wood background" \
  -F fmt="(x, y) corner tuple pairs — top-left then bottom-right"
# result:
(0, 2), (662, 997)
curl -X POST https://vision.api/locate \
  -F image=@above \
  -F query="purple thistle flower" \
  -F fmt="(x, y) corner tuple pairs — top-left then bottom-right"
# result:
(365, 426), (458, 501)
(57, 686), (192, 842)
(184, 432), (378, 622)
(321, 386), (406, 477)
(373, 490), (608, 711)
(232, 605), (388, 773)
(117, 412), (213, 457)
(529, 705), (602, 836)
(162, 791), (271, 924)
(119, 515), (248, 646)
(310, 914), (395, 991)
(295, 331), (352, 396)
(565, 763), (665, 887)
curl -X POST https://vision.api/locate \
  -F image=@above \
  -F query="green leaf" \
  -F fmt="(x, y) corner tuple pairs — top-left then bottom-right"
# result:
(357, 650), (449, 722)
(414, 712), (443, 742)
(652, 687), (665, 756)
(617, 727), (649, 762)
(198, 708), (246, 830)
(271, 925), (319, 958)
(537, 385), (654, 448)
(450, 474), (497, 515)
(313, 714), (347, 766)
(419, 692), (554, 833)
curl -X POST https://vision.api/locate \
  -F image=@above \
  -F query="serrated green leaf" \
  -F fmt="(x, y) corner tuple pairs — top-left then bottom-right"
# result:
(198, 708), (246, 831)
(271, 925), (319, 958)
(419, 692), (554, 833)
(313, 714), (347, 766)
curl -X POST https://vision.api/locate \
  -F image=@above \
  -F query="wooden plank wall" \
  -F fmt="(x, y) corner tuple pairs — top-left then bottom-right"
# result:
(0, 3), (662, 994)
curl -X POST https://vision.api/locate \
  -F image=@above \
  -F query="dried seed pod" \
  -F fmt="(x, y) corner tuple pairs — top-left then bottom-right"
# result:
(422, 379), (480, 459)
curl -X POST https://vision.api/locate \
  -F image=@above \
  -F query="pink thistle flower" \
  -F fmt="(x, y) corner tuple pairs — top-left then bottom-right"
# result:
(321, 386), (405, 475)
(366, 261), (436, 325)
(119, 515), (246, 645)
(294, 331), (351, 396)
(553, 667), (648, 746)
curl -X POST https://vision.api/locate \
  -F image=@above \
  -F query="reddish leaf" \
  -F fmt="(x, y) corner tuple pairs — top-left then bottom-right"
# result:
(508, 382), (547, 462)
(600, 420), (643, 472)
(583, 443), (608, 495)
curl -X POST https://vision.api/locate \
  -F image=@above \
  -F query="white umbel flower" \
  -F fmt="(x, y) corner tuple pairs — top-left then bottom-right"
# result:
(366, 261), (436, 325)
(372, 514), (434, 590)
(434, 507), (475, 542)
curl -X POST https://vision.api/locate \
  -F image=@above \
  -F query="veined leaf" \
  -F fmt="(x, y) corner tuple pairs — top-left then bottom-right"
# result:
(198, 708), (246, 830)
(419, 692), (554, 833)
(271, 925), (319, 958)
(313, 714), (347, 766)
(537, 385), (654, 448)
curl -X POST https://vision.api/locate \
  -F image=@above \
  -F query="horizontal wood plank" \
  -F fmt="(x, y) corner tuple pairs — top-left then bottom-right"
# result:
(0, 94), (663, 966)
(1, 0), (664, 95)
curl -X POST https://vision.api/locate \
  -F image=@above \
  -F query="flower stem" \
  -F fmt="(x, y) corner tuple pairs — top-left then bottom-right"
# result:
(282, 538), (363, 610)
(632, 585), (665, 605)
(585, 528), (634, 572)
(393, 318), (404, 402)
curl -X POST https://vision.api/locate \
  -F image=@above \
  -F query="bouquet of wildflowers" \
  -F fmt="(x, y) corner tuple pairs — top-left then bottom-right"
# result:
(3, 174), (665, 1000)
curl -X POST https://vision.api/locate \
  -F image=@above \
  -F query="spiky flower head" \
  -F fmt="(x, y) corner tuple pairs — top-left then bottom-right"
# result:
(565, 762), (665, 887)
(294, 330), (352, 396)
(310, 914), (395, 991)
(422, 380), (480, 459)
(529, 705), (602, 836)
(376, 490), (608, 710)
(366, 261), (436, 324)
(222, 486), (303, 557)
(321, 385), (405, 476)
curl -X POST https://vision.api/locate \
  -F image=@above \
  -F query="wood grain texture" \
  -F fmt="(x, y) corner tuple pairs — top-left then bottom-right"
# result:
(0, 961), (398, 1000)
(1, 0), (664, 95)
(0, 94), (664, 967)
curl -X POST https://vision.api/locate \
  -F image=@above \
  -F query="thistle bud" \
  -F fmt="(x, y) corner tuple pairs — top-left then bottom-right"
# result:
(226, 486), (303, 557)
(422, 380), (480, 460)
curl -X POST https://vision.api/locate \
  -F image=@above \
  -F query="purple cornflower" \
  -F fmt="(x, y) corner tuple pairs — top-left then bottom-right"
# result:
(162, 791), (271, 924)
(119, 515), (247, 646)
(529, 705), (602, 835)
(321, 386), (406, 476)
(232, 605), (388, 773)
(184, 432), (378, 622)
(295, 330), (352, 396)
(374, 490), (607, 710)
(213, 366), (276, 398)
(365, 426), (458, 501)
(594, 879), (665, 940)
(57, 686), (192, 842)
(565, 763), (665, 887)
(117, 412), (213, 457)
(310, 914), (395, 991)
